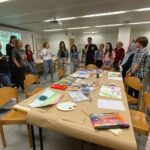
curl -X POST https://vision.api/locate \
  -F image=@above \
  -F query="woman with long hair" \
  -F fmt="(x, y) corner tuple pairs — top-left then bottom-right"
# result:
(25, 44), (36, 74)
(57, 41), (69, 69)
(6, 35), (17, 84)
(102, 43), (115, 69)
(70, 44), (80, 73)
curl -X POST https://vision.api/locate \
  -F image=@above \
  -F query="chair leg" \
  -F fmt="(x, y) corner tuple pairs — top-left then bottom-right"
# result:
(81, 140), (84, 150)
(0, 124), (6, 148)
(27, 124), (32, 148)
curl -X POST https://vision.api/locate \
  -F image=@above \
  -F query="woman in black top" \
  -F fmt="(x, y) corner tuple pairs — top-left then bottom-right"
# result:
(6, 35), (17, 83)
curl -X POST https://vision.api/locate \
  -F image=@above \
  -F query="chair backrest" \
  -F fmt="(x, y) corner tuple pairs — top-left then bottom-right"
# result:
(0, 87), (19, 107)
(142, 93), (150, 111)
(124, 76), (142, 91)
(57, 68), (65, 79)
(86, 64), (97, 70)
(24, 74), (38, 87)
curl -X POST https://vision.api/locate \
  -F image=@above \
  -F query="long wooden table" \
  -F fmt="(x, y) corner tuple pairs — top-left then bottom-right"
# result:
(13, 71), (137, 150)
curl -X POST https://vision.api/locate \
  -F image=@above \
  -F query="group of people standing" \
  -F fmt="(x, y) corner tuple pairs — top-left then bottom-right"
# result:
(85, 36), (150, 81)
(40, 41), (80, 84)
(0, 35), (36, 89)
(0, 35), (149, 89)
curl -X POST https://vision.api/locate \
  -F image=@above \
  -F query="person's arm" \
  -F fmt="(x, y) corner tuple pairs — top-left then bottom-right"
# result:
(94, 51), (98, 62)
(12, 50), (21, 68)
(85, 45), (89, 54)
(127, 51), (144, 76)
(66, 50), (69, 59)
(57, 50), (60, 58)
(13, 57), (21, 68)
(110, 51), (116, 66)
(118, 49), (125, 65)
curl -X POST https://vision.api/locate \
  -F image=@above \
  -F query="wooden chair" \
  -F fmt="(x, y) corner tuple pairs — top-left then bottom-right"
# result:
(130, 93), (150, 136)
(124, 76), (142, 110)
(57, 68), (65, 79)
(0, 87), (32, 148)
(24, 74), (44, 98)
(101, 65), (114, 71)
(86, 64), (97, 70)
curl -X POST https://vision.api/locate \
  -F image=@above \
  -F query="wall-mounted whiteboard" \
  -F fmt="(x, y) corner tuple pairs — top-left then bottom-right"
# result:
(0, 30), (21, 55)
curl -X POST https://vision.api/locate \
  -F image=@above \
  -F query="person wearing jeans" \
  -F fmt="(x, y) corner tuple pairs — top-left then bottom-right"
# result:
(41, 42), (53, 84)
(25, 44), (36, 74)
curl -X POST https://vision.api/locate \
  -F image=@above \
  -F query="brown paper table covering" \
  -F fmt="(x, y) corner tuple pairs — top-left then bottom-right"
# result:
(13, 71), (137, 150)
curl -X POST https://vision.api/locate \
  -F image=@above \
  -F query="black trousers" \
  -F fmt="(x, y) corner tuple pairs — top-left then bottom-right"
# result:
(95, 60), (103, 68)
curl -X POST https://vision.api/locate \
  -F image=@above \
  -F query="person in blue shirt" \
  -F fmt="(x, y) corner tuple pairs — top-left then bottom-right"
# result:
(70, 45), (80, 73)
(94, 44), (104, 68)
(122, 42), (136, 80)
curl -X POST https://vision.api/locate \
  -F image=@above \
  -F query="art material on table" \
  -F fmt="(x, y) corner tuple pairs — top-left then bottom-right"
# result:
(89, 112), (129, 130)
(99, 85), (122, 99)
(56, 102), (77, 111)
(108, 129), (122, 135)
(70, 70), (90, 79)
(56, 76), (75, 86)
(29, 89), (64, 108)
(97, 99), (126, 111)
(69, 91), (89, 103)
(108, 71), (122, 80)
(51, 84), (68, 90)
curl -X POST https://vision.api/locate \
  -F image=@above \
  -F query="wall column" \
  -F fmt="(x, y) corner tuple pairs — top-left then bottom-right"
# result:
(118, 26), (131, 51)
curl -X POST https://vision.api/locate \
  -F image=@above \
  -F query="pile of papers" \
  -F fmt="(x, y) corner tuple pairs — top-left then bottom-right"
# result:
(99, 85), (122, 99)
(108, 71), (122, 80)
(71, 71), (90, 79)
(97, 99), (125, 111)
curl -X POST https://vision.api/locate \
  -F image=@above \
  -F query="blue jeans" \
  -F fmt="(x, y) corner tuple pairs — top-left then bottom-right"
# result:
(28, 61), (36, 74)
(71, 61), (78, 73)
(43, 60), (53, 81)
(0, 73), (11, 87)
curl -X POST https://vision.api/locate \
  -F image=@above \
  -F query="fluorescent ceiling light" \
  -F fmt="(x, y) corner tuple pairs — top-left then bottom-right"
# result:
(44, 17), (77, 22)
(0, 0), (10, 3)
(94, 24), (123, 28)
(43, 29), (64, 32)
(134, 7), (150, 12)
(83, 31), (99, 34)
(67, 26), (90, 30)
(128, 21), (150, 25)
(81, 11), (127, 18)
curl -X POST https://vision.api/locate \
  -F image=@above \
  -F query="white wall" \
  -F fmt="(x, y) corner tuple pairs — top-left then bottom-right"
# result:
(75, 32), (118, 50)
(41, 32), (70, 55)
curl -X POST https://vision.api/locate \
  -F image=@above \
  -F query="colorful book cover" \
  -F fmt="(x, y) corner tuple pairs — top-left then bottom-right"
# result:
(29, 89), (64, 108)
(90, 113), (129, 130)
(99, 85), (122, 99)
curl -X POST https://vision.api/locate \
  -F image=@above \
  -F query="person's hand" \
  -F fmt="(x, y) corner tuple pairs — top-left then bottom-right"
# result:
(17, 64), (21, 68)
(126, 70), (131, 77)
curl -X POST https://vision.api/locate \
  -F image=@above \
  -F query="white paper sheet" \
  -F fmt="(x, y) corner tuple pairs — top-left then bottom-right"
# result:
(97, 99), (126, 111)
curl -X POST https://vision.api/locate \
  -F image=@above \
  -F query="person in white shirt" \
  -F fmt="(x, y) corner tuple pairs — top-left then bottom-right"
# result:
(40, 42), (53, 84)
